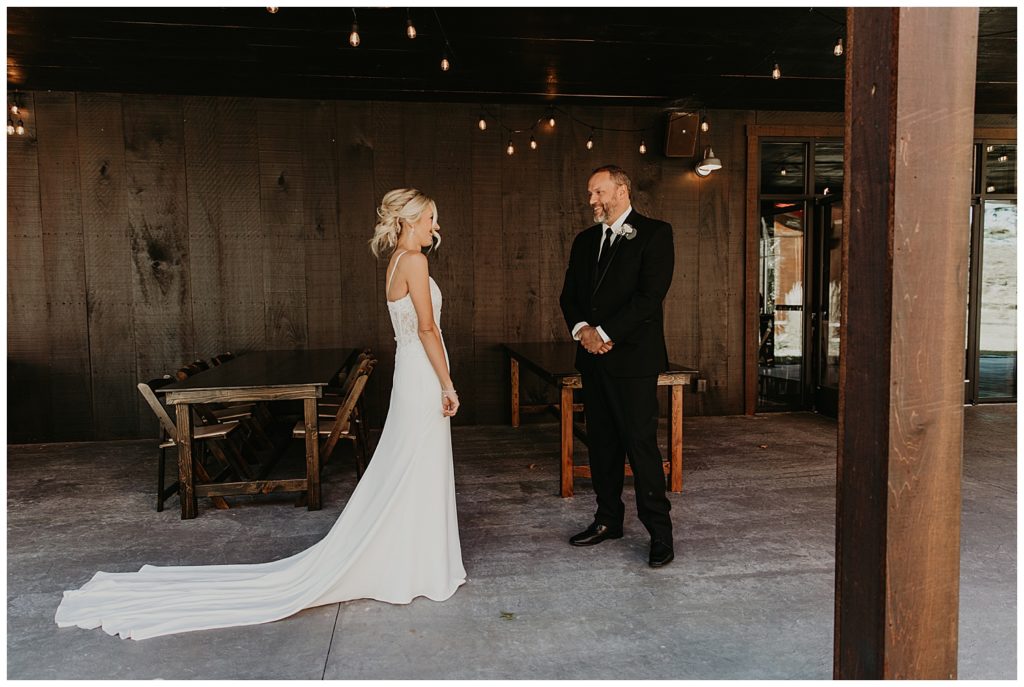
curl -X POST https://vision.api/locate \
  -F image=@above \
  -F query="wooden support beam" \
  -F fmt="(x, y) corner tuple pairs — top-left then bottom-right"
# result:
(834, 7), (977, 679)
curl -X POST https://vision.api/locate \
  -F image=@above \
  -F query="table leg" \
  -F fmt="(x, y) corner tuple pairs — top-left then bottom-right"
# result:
(175, 404), (197, 519)
(560, 385), (574, 497)
(304, 397), (321, 510)
(510, 357), (520, 428)
(670, 384), (684, 492)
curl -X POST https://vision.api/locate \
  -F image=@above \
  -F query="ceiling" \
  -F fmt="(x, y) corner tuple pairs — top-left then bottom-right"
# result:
(6, 6), (1017, 113)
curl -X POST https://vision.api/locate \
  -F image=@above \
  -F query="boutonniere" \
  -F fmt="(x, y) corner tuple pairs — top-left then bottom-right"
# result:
(614, 223), (638, 240)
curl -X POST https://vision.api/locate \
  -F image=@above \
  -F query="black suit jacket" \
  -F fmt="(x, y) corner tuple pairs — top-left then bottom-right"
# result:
(559, 209), (675, 377)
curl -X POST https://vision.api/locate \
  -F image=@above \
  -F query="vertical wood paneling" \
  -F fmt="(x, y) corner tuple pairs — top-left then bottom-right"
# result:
(184, 96), (265, 359)
(333, 101), (378, 370)
(301, 100), (343, 349)
(501, 104), (545, 405)
(7, 92), (50, 441)
(470, 105), (506, 423)
(34, 91), (94, 439)
(258, 98), (308, 349)
(77, 93), (137, 437)
(123, 94), (194, 393)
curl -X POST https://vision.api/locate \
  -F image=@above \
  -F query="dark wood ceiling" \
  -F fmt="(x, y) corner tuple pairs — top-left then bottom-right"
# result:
(6, 6), (1017, 112)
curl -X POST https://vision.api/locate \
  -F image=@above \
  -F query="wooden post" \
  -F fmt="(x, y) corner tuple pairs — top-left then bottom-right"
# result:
(175, 403), (197, 519)
(303, 397), (321, 510)
(835, 7), (977, 679)
(560, 384), (574, 497)
(510, 356), (520, 428)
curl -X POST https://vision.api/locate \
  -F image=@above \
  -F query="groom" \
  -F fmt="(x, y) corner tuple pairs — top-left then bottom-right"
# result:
(559, 164), (676, 567)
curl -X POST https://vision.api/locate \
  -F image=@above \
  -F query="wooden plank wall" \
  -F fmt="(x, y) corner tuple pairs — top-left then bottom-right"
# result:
(7, 92), (750, 441)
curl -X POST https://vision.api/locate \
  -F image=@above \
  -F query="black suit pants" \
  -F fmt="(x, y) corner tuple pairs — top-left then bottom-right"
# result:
(581, 367), (672, 541)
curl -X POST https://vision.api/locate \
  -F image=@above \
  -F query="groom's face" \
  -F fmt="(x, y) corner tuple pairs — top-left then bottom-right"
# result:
(588, 172), (628, 224)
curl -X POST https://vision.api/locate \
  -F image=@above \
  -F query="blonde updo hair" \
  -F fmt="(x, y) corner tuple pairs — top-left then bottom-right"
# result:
(369, 188), (437, 258)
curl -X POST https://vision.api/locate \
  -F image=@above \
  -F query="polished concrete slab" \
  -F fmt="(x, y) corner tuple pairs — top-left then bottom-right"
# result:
(6, 406), (1016, 679)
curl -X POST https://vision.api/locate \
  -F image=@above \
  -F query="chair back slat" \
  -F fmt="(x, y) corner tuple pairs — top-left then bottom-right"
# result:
(137, 381), (179, 441)
(321, 368), (372, 463)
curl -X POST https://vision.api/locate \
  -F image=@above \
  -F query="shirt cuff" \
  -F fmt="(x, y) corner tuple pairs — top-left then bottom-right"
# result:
(571, 322), (588, 340)
(595, 326), (611, 343)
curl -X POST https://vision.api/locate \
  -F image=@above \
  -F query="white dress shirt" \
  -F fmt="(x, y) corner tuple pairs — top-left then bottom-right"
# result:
(572, 205), (633, 344)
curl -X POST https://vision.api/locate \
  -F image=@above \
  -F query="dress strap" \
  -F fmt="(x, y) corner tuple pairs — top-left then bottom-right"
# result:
(387, 250), (409, 296)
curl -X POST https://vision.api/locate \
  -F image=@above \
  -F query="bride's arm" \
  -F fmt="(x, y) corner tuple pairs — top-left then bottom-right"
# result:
(403, 252), (459, 416)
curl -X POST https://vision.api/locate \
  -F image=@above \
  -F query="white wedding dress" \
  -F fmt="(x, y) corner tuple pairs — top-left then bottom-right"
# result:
(54, 258), (466, 640)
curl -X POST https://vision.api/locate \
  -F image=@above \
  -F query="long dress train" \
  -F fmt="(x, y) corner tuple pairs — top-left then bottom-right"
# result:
(54, 269), (465, 640)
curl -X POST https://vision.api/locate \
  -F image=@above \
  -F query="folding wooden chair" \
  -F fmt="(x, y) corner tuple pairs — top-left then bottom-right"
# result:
(137, 378), (245, 512)
(292, 363), (374, 478)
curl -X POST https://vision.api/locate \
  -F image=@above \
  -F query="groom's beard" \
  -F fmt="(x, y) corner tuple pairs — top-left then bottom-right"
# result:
(592, 203), (609, 224)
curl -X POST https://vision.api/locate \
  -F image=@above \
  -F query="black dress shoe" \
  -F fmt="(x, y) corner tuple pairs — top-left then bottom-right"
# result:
(648, 539), (675, 567)
(569, 523), (624, 547)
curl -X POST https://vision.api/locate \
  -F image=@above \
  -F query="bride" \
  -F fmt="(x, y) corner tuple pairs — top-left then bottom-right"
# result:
(54, 188), (466, 640)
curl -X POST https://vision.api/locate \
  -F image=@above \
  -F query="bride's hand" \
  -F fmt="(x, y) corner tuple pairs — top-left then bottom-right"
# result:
(441, 389), (460, 417)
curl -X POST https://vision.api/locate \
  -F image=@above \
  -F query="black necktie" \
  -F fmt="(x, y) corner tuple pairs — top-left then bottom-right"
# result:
(597, 227), (615, 274)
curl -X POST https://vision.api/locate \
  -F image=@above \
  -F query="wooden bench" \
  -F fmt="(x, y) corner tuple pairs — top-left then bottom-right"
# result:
(502, 342), (698, 497)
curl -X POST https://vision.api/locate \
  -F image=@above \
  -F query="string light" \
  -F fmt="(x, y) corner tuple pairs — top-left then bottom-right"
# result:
(406, 13), (417, 39)
(477, 114), (487, 131)
(700, 116), (709, 133)
(7, 116), (14, 136)
(639, 139), (647, 155)
(833, 37), (844, 56)
(529, 136), (538, 150)
(548, 112), (556, 128)
(586, 133), (594, 150)
(15, 119), (25, 136)
(266, 6), (279, 14)
(997, 154), (1009, 162)
(506, 139), (515, 156)
(441, 53), (451, 71)
(10, 103), (19, 116)
(780, 168), (788, 176)
(986, 185), (996, 193)
(986, 145), (995, 152)
(772, 63), (782, 80)
(349, 9), (360, 48)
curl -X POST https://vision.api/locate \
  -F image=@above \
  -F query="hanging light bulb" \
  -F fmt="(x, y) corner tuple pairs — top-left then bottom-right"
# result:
(639, 139), (647, 155)
(406, 18), (417, 39)
(349, 23), (360, 47)
(586, 133), (594, 150)
(506, 139), (515, 156)
(10, 102), (19, 116)
(441, 53), (451, 71)
(529, 136), (538, 150)
(7, 116), (14, 136)
(833, 37), (844, 57)
(772, 63), (781, 80)
(266, 6), (279, 14)
(700, 116), (709, 133)
(15, 119), (25, 136)
(780, 168), (788, 176)
(548, 115), (556, 128)
(477, 115), (487, 131)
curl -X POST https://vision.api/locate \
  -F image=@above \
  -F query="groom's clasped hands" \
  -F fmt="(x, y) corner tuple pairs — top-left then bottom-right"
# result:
(577, 325), (614, 355)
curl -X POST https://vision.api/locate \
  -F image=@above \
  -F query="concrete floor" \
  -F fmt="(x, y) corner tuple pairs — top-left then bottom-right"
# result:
(6, 406), (1016, 679)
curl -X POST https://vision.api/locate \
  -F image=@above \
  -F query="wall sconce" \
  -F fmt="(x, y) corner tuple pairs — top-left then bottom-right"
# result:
(695, 146), (722, 177)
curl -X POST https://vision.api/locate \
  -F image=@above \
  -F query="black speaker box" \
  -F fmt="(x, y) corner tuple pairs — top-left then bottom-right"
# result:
(663, 112), (699, 158)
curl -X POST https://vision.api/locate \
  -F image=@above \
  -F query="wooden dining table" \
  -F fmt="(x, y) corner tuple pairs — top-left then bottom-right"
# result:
(159, 348), (356, 519)
(502, 342), (698, 497)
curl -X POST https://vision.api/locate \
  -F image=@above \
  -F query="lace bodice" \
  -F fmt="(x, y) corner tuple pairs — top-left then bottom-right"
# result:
(387, 275), (442, 347)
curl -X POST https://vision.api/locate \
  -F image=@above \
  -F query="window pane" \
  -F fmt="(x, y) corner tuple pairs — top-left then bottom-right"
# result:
(984, 143), (1016, 195)
(758, 200), (804, 409)
(814, 142), (844, 197)
(978, 200), (1017, 398)
(761, 142), (807, 194)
